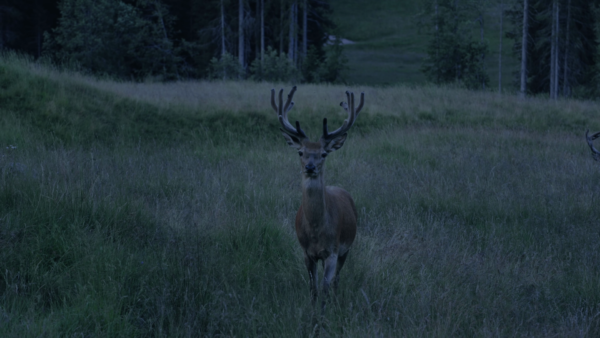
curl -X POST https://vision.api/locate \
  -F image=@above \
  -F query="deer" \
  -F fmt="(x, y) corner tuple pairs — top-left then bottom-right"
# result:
(271, 86), (363, 313)
(586, 130), (600, 161)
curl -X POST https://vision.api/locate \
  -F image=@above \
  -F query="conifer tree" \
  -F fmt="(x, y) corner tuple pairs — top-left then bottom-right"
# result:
(420, 0), (490, 89)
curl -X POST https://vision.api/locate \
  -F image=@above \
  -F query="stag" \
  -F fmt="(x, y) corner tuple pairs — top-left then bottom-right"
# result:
(586, 130), (600, 161)
(271, 86), (363, 312)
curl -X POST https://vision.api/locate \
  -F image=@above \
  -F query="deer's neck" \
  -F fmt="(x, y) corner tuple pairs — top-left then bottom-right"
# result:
(301, 174), (327, 227)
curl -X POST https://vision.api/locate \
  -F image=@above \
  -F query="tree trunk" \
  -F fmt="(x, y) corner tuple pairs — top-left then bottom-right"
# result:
(153, 0), (178, 78)
(519, 0), (528, 98)
(238, 0), (244, 72)
(221, 0), (227, 80)
(288, 1), (296, 62)
(255, 0), (259, 61)
(34, 0), (43, 57)
(555, 2), (560, 98)
(279, 0), (283, 55)
(562, 0), (570, 97)
(550, 0), (559, 99)
(221, 0), (226, 57)
(550, 0), (555, 98)
(302, 0), (307, 63)
(498, 0), (503, 93)
(294, 2), (298, 65)
(435, 0), (439, 83)
(479, 1), (485, 90)
(453, 0), (460, 81)
(260, 0), (264, 65)
(0, 7), (5, 50)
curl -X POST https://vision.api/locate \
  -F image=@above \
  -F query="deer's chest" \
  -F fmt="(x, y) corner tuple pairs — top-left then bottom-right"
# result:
(297, 225), (337, 260)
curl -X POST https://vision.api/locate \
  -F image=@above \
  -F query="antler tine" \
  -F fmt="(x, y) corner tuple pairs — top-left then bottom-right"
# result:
(283, 86), (297, 113)
(270, 89), (278, 113)
(587, 129), (600, 141)
(323, 91), (364, 141)
(586, 130), (600, 161)
(348, 92), (357, 127)
(355, 92), (365, 116)
(273, 87), (307, 140)
(279, 88), (284, 114)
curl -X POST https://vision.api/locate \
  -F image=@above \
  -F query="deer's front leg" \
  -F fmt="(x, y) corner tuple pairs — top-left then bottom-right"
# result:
(305, 255), (318, 305)
(321, 253), (338, 312)
(333, 250), (349, 291)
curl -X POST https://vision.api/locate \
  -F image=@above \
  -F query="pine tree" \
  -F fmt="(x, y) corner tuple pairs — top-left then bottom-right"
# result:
(519, 0), (527, 97)
(420, 0), (490, 89)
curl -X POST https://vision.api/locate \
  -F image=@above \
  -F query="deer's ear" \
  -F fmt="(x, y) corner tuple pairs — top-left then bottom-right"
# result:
(281, 131), (303, 150)
(323, 133), (347, 153)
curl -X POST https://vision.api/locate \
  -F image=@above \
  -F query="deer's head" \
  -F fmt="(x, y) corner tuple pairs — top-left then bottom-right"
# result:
(271, 86), (364, 179)
(586, 130), (600, 161)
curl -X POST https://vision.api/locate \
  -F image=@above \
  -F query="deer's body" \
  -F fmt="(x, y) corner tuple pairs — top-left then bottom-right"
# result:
(295, 184), (357, 262)
(270, 87), (363, 311)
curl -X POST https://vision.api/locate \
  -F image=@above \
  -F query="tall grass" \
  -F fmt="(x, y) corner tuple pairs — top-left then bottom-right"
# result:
(1, 54), (600, 337)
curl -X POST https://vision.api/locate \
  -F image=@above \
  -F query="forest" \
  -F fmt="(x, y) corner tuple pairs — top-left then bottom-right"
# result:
(0, 0), (344, 83)
(1, 0), (600, 95)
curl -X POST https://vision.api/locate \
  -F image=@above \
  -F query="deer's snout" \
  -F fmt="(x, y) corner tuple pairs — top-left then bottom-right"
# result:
(305, 163), (316, 173)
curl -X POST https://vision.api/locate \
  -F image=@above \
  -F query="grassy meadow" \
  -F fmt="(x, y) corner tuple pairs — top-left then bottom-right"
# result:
(1, 54), (600, 337)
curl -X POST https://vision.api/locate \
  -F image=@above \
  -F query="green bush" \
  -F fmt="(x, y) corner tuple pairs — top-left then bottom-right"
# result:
(208, 52), (244, 80)
(420, 0), (489, 90)
(317, 36), (349, 83)
(44, 0), (182, 80)
(250, 47), (300, 83)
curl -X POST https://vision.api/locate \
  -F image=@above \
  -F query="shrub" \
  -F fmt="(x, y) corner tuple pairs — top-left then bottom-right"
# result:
(44, 0), (182, 80)
(208, 52), (244, 80)
(317, 36), (349, 83)
(250, 47), (300, 83)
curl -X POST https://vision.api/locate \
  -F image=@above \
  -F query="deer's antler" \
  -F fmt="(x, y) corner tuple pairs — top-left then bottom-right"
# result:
(586, 130), (600, 161)
(321, 91), (364, 142)
(271, 86), (307, 141)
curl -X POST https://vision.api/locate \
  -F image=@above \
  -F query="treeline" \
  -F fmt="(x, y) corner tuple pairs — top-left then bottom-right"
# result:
(0, 0), (345, 83)
(419, 0), (600, 98)
(5, 0), (600, 97)
(507, 0), (600, 98)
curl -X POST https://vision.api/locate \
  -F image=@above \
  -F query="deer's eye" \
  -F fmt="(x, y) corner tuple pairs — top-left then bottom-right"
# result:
(321, 153), (328, 158)
(298, 151), (303, 156)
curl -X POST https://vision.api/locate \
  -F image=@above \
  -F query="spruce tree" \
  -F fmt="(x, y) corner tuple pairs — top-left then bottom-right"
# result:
(420, 0), (490, 89)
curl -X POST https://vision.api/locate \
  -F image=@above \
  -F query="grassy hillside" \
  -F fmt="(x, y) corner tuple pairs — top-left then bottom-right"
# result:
(329, 0), (519, 89)
(1, 55), (600, 337)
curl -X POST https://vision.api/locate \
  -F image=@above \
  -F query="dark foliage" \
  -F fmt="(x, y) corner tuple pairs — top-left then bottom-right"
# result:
(0, 0), (340, 82)
(0, 0), (60, 58)
(420, 0), (490, 90)
(506, 0), (600, 97)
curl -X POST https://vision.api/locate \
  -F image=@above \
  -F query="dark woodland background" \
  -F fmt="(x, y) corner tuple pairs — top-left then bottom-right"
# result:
(2, 0), (600, 97)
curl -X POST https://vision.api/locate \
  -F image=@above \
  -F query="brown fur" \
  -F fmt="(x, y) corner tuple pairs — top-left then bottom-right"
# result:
(289, 140), (357, 311)
(295, 186), (357, 261)
(271, 87), (363, 314)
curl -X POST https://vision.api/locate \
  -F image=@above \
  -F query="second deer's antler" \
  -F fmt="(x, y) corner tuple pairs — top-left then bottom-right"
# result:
(586, 129), (600, 161)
